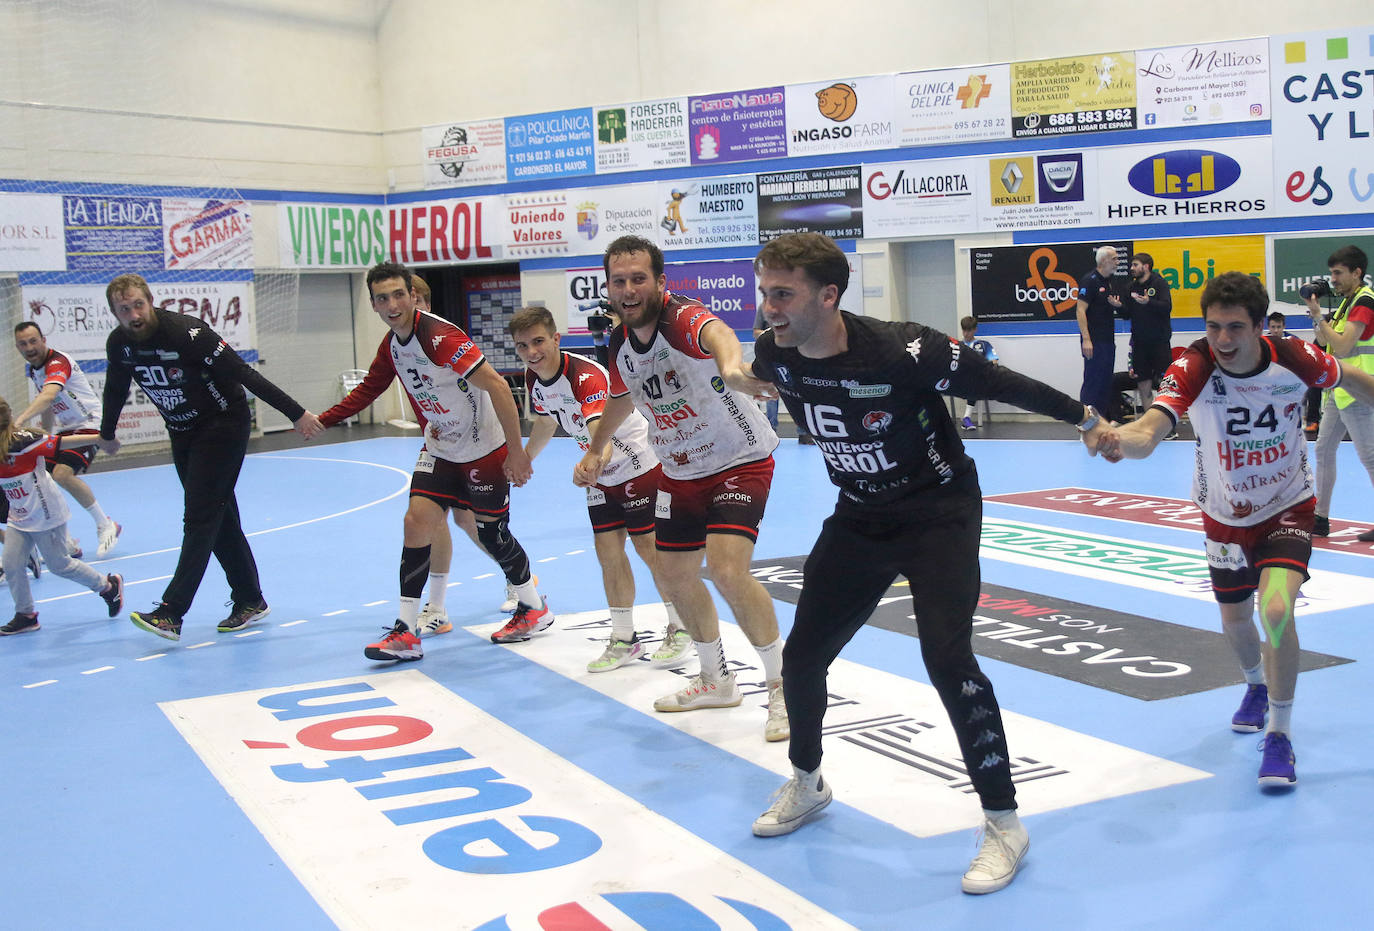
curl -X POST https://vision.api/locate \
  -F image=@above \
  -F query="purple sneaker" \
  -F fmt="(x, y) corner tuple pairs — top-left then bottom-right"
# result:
(1258, 733), (1296, 788)
(1231, 683), (1268, 733)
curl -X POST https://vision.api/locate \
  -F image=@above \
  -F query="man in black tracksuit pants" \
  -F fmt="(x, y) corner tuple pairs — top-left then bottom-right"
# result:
(736, 233), (1111, 896)
(101, 273), (323, 640)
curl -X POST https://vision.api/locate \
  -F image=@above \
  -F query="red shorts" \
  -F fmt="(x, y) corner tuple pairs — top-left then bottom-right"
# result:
(409, 444), (510, 518)
(655, 456), (774, 551)
(587, 465), (660, 536)
(1202, 497), (1314, 604)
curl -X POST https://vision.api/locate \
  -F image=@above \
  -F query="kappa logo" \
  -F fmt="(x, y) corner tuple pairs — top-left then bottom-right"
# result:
(577, 372), (595, 385)
(978, 753), (1005, 769)
(188, 327), (201, 339)
(906, 337), (922, 361)
(960, 680), (983, 697)
(432, 334), (444, 349)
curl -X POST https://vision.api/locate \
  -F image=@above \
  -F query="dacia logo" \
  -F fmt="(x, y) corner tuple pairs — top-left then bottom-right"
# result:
(1127, 149), (1241, 199)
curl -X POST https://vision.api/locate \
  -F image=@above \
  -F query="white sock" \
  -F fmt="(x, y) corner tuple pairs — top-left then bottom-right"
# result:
(609, 606), (635, 642)
(86, 503), (110, 528)
(427, 573), (448, 610)
(399, 596), (420, 630)
(755, 637), (784, 683)
(695, 637), (727, 682)
(1242, 662), (1265, 686)
(985, 808), (1022, 832)
(514, 577), (542, 610)
(1268, 699), (1294, 735)
(664, 601), (683, 631)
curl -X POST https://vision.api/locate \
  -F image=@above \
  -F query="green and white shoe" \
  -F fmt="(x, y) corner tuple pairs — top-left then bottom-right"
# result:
(587, 637), (645, 673)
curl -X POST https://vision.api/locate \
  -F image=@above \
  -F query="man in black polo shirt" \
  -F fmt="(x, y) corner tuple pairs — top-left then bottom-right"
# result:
(101, 273), (323, 640)
(1075, 245), (1123, 416)
(1112, 252), (1173, 409)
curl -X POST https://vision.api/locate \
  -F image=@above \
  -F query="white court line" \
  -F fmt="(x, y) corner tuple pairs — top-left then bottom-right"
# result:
(186, 641), (214, 650)
(362, 600), (388, 607)
(474, 572), (496, 580)
(235, 630), (264, 638)
(135, 654), (166, 661)
(322, 609), (348, 617)
(23, 680), (56, 688)
(35, 575), (171, 605)
(81, 666), (114, 675)
(565, 549), (584, 555)
(536, 556), (558, 563)
(445, 582), (462, 587)
(280, 620), (308, 627)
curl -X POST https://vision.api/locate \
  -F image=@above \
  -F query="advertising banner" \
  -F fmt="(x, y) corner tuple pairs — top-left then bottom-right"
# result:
(664, 259), (757, 330)
(563, 184), (661, 257)
(162, 198), (253, 270)
(593, 98), (690, 174)
(0, 193), (66, 271)
(1011, 52), (1136, 138)
(977, 149), (1101, 231)
(861, 157), (979, 238)
(1135, 38), (1270, 129)
(1271, 28), (1374, 217)
(420, 119), (508, 188)
(1272, 234), (1374, 305)
(784, 75), (896, 157)
(756, 165), (863, 242)
(1096, 136), (1274, 226)
(504, 108), (595, 181)
(564, 266), (608, 336)
(505, 191), (571, 259)
(62, 195), (163, 272)
(277, 203), (386, 268)
(1132, 235), (1266, 319)
(687, 87), (786, 165)
(895, 63), (1013, 146)
(969, 241), (1129, 323)
(654, 174), (759, 250)
(388, 196), (505, 266)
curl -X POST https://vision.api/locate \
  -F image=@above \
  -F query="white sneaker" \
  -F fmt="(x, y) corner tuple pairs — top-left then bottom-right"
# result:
(415, 604), (451, 637)
(96, 521), (122, 559)
(653, 671), (742, 712)
(67, 536), (82, 559)
(500, 574), (538, 613)
(752, 766), (832, 836)
(648, 625), (693, 668)
(765, 682), (789, 742)
(961, 813), (1030, 894)
(587, 637), (645, 673)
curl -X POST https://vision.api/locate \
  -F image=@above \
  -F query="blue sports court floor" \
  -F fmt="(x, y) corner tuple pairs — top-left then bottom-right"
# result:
(4, 427), (1374, 930)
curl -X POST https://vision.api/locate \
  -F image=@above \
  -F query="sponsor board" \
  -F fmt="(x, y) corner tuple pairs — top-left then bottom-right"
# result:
(784, 74), (897, 157)
(1272, 233), (1374, 307)
(421, 118), (507, 188)
(750, 561), (1350, 700)
(162, 197), (253, 270)
(895, 63), (1012, 146)
(977, 517), (1374, 614)
(1132, 235), (1266, 319)
(478, 606), (1211, 837)
(664, 259), (756, 330)
(562, 184), (660, 259)
(593, 97), (691, 174)
(756, 165), (863, 242)
(504, 107), (594, 181)
(687, 86), (786, 165)
(1271, 27), (1374, 217)
(1011, 52), (1137, 138)
(0, 192), (66, 271)
(277, 203), (387, 269)
(654, 174), (759, 250)
(1096, 136), (1274, 225)
(861, 157), (979, 238)
(62, 194), (162, 272)
(1135, 38), (1270, 129)
(977, 150), (1101, 231)
(505, 190), (570, 258)
(987, 485), (1374, 558)
(389, 196), (504, 266)
(163, 671), (846, 930)
(969, 241), (1128, 323)
(564, 266), (607, 335)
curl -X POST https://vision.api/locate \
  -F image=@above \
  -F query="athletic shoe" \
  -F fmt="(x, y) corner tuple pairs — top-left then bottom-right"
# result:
(217, 599), (269, 632)
(67, 537), (82, 560)
(96, 521), (122, 559)
(1231, 683), (1268, 733)
(1304, 422), (1319, 438)
(765, 682), (789, 742)
(364, 621), (423, 662)
(99, 574), (124, 618)
(961, 416), (976, 430)
(752, 767), (832, 837)
(1313, 514), (1330, 537)
(415, 604), (452, 637)
(653, 671), (742, 712)
(0, 612), (39, 635)
(1258, 732), (1297, 788)
(27, 552), (40, 579)
(131, 603), (183, 641)
(962, 815), (1030, 894)
(490, 598), (555, 644)
(649, 625), (693, 668)
(1358, 528), (1374, 543)
(587, 637), (644, 673)
(500, 574), (539, 613)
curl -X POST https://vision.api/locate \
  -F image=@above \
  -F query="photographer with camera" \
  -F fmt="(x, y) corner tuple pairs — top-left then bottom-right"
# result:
(1304, 246), (1374, 540)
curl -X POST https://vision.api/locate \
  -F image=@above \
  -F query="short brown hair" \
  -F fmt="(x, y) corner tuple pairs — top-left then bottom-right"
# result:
(508, 305), (557, 338)
(754, 233), (849, 301)
(603, 235), (664, 278)
(1200, 271), (1268, 325)
(410, 274), (431, 303)
(106, 273), (154, 309)
(960, 316), (977, 332)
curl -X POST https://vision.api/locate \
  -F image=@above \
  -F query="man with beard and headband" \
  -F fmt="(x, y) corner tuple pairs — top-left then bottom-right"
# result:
(743, 232), (1113, 895)
(101, 273), (324, 640)
(575, 235), (788, 742)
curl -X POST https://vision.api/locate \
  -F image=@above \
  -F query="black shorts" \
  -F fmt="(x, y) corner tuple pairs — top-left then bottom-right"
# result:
(409, 444), (510, 518)
(47, 436), (95, 475)
(655, 456), (774, 551)
(587, 465), (660, 536)
(1203, 498), (1314, 604)
(1132, 339), (1173, 384)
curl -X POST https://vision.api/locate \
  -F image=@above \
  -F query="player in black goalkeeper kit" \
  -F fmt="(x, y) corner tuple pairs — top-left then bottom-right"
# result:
(737, 234), (1111, 895)
(101, 273), (323, 640)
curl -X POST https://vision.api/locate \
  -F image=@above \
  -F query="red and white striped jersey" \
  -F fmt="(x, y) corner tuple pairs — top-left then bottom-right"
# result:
(1154, 335), (1341, 526)
(526, 351), (655, 487)
(0, 430), (71, 531)
(27, 348), (100, 431)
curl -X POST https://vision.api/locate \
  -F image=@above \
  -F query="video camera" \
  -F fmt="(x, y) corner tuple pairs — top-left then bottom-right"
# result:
(1299, 279), (1332, 301)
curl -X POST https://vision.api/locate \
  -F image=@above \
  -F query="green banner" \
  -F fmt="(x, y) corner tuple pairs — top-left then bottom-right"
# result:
(1272, 233), (1374, 304)
(277, 203), (386, 268)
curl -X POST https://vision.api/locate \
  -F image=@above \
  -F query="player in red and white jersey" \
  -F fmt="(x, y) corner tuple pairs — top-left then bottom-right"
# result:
(1094, 272), (1374, 791)
(12, 322), (122, 558)
(317, 262), (550, 661)
(0, 398), (124, 636)
(511, 306), (694, 673)
(575, 236), (788, 742)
